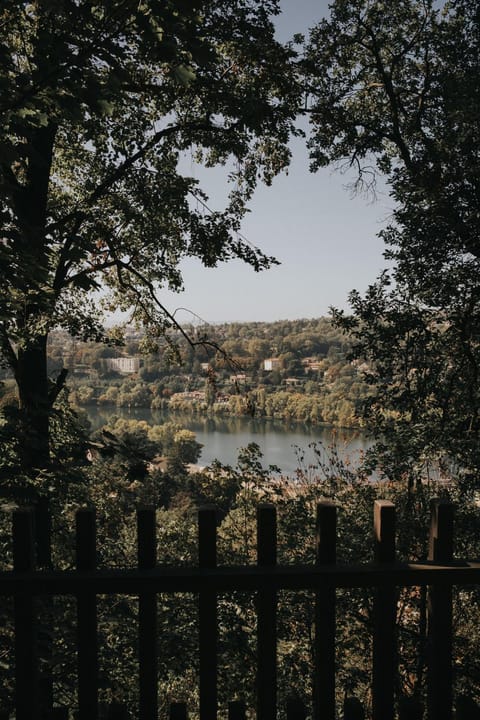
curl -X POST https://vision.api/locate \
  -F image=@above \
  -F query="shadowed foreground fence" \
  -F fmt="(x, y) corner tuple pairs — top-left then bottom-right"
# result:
(1, 499), (480, 719)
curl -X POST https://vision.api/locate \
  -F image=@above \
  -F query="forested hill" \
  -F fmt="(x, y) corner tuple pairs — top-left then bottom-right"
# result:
(40, 317), (372, 428)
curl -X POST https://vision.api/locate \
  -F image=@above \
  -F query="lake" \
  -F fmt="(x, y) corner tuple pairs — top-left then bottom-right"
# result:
(86, 406), (370, 474)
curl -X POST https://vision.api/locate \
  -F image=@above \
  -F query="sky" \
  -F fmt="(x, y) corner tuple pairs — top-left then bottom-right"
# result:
(160, 0), (393, 327)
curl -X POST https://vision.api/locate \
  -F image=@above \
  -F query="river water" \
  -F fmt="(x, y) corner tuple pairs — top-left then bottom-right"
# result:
(86, 406), (370, 475)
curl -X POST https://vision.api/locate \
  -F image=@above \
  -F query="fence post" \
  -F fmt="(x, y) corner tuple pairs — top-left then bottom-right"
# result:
(13, 508), (40, 720)
(257, 504), (277, 720)
(50, 708), (69, 720)
(138, 507), (157, 720)
(313, 501), (336, 720)
(456, 695), (480, 720)
(372, 500), (396, 720)
(287, 697), (307, 719)
(344, 697), (365, 720)
(427, 499), (453, 720)
(107, 702), (130, 719)
(35, 496), (55, 714)
(228, 700), (246, 719)
(76, 508), (98, 720)
(170, 703), (188, 720)
(198, 506), (217, 720)
(398, 696), (424, 720)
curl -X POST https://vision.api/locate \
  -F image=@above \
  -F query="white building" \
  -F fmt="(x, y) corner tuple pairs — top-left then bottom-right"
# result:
(107, 357), (140, 374)
(263, 357), (281, 371)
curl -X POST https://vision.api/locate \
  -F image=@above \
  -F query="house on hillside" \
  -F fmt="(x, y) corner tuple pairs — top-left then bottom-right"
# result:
(170, 390), (206, 402)
(230, 373), (249, 383)
(285, 377), (303, 387)
(263, 357), (281, 371)
(106, 356), (141, 374)
(302, 357), (323, 373)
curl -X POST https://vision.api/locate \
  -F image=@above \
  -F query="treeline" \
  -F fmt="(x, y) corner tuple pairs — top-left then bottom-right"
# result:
(45, 318), (372, 428)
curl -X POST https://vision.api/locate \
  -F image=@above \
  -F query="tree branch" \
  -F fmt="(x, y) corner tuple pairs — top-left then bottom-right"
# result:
(50, 118), (239, 296)
(358, 18), (415, 174)
(62, 258), (118, 289)
(48, 367), (68, 406)
(110, 255), (238, 366)
(86, 120), (217, 207)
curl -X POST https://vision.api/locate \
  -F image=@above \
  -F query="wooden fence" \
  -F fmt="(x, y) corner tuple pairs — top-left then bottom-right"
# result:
(1, 498), (480, 719)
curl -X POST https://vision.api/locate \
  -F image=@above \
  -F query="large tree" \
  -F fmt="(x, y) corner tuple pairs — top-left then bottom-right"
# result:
(0, 0), (299, 471)
(305, 0), (480, 481)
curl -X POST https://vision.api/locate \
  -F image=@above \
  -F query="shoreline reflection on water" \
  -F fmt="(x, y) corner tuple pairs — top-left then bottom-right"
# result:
(85, 405), (370, 475)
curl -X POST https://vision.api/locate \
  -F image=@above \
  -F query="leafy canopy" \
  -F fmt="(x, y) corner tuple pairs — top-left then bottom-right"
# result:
(0, 0), (299, 356)
(305, 0), (480, 480)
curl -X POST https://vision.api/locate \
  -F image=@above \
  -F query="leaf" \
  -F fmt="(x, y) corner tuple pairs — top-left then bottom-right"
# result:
(97, 99), (114, 117)
(72, 274), (99, 291)
(172, 64), (196, 87)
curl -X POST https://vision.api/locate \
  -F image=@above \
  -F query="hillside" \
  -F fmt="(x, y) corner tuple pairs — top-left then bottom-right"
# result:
(37, 318), (373, 428)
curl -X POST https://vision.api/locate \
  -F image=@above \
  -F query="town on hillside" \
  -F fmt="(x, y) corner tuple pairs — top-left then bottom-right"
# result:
(0, 318), (372, 429)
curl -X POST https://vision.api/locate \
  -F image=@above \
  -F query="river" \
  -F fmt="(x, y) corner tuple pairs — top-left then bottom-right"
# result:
(85, 406), (370, 475)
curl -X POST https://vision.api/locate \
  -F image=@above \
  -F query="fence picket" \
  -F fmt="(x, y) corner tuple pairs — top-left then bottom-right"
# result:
(198, 506), (217, 720)
(76, 508), (98, 720)
(50, 708), (69, 720)
(314, 500), (336, 720)
(398, 695), (424, 720)
(137, 507), (157, 720)
(35, 497), (54, 715)
(343, 697), (365, 720)
(228, 700), (246, 719)
(372, 500), (396, 720)
(170, 702), (188, 719)
(106, 702), (130, 719)
(427, 500), (453, 720)
(456, 695), (480, 719)
(257, 504), (277, 720)
(13, 508), (39, 720)
(286, 697), (307, 719)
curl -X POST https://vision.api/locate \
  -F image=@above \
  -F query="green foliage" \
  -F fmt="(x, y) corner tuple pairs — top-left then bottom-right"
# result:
(0, 391), (91, 505)
(0, 0), (300, 469)
(90, 417), (202, 483)
(333, 274), (480, 482)
(306, 0), (480, 480)
(60, 317), (372, 429)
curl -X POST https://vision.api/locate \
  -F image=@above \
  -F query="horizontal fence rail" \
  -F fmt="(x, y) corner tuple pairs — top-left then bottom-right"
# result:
(2, 561), (480, 594)
(1, 499), (479, 720)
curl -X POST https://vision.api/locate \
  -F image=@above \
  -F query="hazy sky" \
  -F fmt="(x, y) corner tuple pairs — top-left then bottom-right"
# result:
(161, 0), (392, 327)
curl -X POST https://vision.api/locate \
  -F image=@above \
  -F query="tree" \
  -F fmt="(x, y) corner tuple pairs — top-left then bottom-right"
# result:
(305, 0), (480, 480)
(0, 0), (299, 471)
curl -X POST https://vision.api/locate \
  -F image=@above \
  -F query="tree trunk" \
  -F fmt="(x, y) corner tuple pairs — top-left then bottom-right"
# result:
(16, 335), (51, 472)
(11, 118), (57, 473)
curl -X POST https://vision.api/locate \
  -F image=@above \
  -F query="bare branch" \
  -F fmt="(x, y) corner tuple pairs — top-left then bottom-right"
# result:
(110, 256), (241, 369)
(358, 17), (415, 173)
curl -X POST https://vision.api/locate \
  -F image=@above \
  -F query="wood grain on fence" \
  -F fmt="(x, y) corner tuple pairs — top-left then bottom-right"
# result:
(257, 504), (277, 720)
(427, 499), (454, 720)
(13, 508), (38, 720)
(76, 508), (98, 719)
(198, 505), (218, 720)
(372, 500), (396, 720)
(314, 500), (336, 720)
(137, 507), (158, 720)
